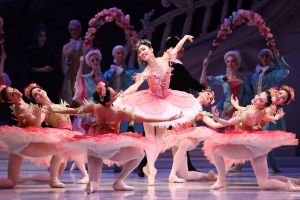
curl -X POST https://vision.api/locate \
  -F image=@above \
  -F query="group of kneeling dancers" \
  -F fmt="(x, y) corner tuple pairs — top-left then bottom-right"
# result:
(0, 35), (299, 193)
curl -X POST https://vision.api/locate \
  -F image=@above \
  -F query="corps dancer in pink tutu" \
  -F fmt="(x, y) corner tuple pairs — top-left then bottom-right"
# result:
(114, 35), (202, 185)
(22, 83), (89, 184)
(203, 89), (299, 191)
(161, 89), (222, 183)
(0, 85), (73, 188)
(49, 81), (182, 193)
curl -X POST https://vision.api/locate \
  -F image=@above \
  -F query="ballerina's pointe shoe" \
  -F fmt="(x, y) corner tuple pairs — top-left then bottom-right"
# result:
(207, 170), (218, 181)
(169, 175), (185, 183)
(148, 168), (157, 186)
(287, 180), (300, 192)
(210, 179), (227, 190)
(77, 175), (89, 184)
(85, 181), (99, 194)
(112, 180), (134, 191)
(49, 178), (65, 188)
(142, 166), (150, 177)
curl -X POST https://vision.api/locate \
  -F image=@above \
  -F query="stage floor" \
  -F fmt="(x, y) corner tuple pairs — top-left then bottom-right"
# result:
(1, 168), (300, 200)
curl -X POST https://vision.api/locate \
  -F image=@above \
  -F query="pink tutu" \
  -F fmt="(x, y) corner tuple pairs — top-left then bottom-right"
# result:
(113, 67), (201, 127)
(161, 126), (220, 152)
(0, 125), (81, 166)
(203, 129), (298, 164)
(62, 132), (151, 165)
(114, 90), (201, 127)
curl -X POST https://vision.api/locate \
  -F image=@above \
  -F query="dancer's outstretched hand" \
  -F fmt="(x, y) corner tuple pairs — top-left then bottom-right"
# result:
(275, 108), (285, 120)
(231, 95), (239, 108)
(211, 106), (220, 120)
(184, 35), (194, 43)
(32, 105), (42, 119)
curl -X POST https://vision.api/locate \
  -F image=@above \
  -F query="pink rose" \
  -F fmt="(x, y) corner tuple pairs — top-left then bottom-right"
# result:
(89, 18), (97, 27)
(88, 27), (97, 34)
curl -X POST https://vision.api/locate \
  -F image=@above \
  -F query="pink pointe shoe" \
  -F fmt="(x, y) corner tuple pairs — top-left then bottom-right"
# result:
(85, 181), (99, 194)
(49, 178), (65, 188)
(287, 180), (300, 192)
(148, 168), (157, 186)
(112, 180), (134, 191)
(78, 175), (89, 184)
(210, 179), (227, 190)
(169, 175), (185, 183)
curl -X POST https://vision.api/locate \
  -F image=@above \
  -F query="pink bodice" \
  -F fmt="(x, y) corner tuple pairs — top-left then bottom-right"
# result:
(147, 68), (172, 98)
(87, 121), (120, 135)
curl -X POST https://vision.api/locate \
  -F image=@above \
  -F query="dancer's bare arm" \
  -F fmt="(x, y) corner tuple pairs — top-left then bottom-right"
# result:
(211, 106), (239, 126)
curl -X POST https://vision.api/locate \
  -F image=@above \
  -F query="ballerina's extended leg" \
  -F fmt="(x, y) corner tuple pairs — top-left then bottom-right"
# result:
(111, 147), (144, 191)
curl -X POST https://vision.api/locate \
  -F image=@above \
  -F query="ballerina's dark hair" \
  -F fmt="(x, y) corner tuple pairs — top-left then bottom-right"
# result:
(93, 87), (111, 105)
(265, 90), (272, 107)
(0, 86), (9, 103)
(136, 39), (152, 50)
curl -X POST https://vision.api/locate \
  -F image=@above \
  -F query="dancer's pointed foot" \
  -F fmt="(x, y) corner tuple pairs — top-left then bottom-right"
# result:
(207, 170), (217, 181)
(85, 181), (99, 194)
(148, 168), (157, 186)
(78, 175), (89, 184)
(142, 166), (149, 177)
(211, 179), (227, 190)
(112, 180), (134, 191)
(169, 175), (185, 183)
(287, 180), (300, 192)
(49, 178), (65, 188)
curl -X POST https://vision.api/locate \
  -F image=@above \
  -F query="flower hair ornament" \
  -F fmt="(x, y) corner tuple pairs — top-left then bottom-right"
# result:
(279, 85), (295, 104)
(268, 87), (279, 103)
(96, 81), (107, 101)
(24, 83), (41, 100)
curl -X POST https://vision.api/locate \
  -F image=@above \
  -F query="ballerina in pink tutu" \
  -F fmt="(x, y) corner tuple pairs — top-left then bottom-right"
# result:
(161, 89), (223, 183)
(0, 85), (73, 188)
(114, 35), (201, 185)
(21, 83), (89, 184)
(48, 81), (182, 193)
(203, 89), (299, 191)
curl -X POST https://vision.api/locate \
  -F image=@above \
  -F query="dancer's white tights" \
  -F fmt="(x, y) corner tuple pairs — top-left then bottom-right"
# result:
(143, 123), (167, 176)
(212, 144), (289, 190)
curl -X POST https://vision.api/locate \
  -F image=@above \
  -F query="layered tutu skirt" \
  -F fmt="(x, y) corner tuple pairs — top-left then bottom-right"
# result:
(61, 132), (151, 165)
(0, 125), (81, 166)
(161, 126), (220, 152)
(113, 90), (201, 127)
(203, 129), (298, 164)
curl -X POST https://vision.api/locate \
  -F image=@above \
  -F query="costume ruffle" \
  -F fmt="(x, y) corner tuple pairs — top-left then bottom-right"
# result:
(161, 126), (220, 152)
(0, 125), (81, 166)
(114, 90), (201, 127)
(61, 132), (150, 165)
(203, 129), (298, 164)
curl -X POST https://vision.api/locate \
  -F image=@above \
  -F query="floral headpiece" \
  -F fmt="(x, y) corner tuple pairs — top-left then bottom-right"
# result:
(96, 81), (107, 100)
(24, 83), (41, 100)
(279, 85), (295, 104)
(268, 87), (279, 104)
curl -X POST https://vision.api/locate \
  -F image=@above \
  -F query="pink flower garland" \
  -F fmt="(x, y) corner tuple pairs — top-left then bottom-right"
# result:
(209, 9), (277, 56)
(84, 7), (139, 50)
